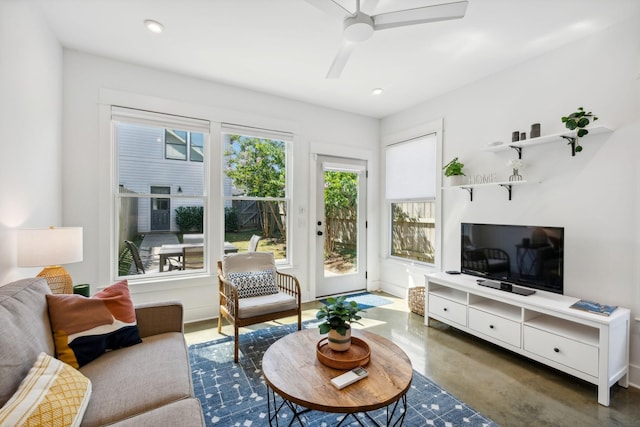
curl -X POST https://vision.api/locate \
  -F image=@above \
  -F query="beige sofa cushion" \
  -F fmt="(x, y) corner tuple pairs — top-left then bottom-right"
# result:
(0, 278), (55, 407)
(238, 292), (298, 319)
(107, 398), (205, 427)
(78, 332), (193, 427)
(222, 251), (275, 274)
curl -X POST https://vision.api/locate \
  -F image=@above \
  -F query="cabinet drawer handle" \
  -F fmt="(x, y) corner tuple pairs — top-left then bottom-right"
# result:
(553, 347), (560, 353)
(443, 308), (448, 312)
(489, 325), (495, 329)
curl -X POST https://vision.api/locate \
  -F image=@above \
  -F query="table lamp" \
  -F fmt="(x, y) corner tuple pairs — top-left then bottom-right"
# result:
(17, 226), (83, 294)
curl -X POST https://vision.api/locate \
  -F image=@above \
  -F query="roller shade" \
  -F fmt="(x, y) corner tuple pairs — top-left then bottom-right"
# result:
(385, 133), (437, 200)
(111, 106), (210, 133)
(222, 123), (293, 141)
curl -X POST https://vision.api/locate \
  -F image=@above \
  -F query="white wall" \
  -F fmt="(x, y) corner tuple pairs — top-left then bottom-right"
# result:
(61, 50), (379, 321)
(380, 14), (640, 386)
(0, 1), (63, 285)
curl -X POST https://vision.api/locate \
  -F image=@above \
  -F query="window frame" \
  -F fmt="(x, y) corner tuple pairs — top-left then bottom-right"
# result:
(389, 200), (437, 265)
(221, 125), (292, 266)
(112, 106), (210, 280)
(383, 121), (443, 270)
(165, 129), (188, 161)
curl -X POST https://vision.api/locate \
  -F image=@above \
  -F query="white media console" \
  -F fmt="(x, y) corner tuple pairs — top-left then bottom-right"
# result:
(425, 272), (630, 406)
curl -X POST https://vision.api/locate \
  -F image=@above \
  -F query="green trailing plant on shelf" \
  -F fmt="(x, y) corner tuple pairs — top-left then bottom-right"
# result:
(561, 107), (598, 153)
(443, 157), (465, 177)
(316, 295), (363, 336)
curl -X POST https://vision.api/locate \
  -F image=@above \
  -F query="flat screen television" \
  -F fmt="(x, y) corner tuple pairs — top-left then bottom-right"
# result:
(461, 223), (564, 295)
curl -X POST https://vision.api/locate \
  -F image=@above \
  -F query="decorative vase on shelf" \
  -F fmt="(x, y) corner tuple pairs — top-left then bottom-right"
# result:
(328, 327), (351, 352)
(530, 123), (541, 138)
(509, 169), (523, 182)
(449, 175), (465, 186)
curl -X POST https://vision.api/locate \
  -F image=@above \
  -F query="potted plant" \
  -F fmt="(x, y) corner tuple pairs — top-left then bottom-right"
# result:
(561, 107), (598, 154)
(316, 295), (363, 351)
(443, 157), (465, 186)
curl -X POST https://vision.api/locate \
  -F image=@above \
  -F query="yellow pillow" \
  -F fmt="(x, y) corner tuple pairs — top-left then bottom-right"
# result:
(0, 353), (92, 427)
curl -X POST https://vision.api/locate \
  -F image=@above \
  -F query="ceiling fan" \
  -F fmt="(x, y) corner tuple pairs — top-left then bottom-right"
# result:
(306, 0), (469, 78)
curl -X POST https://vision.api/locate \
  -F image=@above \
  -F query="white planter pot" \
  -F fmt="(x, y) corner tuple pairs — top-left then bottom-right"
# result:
(327, 328), (351, 352)
(448, 175), (465, 186)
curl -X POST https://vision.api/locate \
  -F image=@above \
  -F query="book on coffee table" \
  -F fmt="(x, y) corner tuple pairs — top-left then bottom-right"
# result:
(570, 299), (617, 316)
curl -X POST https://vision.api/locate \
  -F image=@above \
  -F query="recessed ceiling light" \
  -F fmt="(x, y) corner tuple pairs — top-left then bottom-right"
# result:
(144, 19), (164, 34)
(371, 88), (383, 96)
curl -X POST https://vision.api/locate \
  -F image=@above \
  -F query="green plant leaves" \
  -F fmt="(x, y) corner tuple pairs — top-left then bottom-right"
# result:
(443, 157), (464, 176)
(315, 295), (364, 335)
(561, 107), (598, 154)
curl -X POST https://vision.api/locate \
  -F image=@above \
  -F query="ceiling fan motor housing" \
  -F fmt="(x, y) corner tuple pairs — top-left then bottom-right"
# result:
(343, 12), (374, 42)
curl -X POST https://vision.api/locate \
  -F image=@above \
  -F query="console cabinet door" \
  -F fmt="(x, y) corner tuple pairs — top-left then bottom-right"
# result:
(523, 325), (598, 377)
(428, 294), (467, 327)
(469, 308), (521, 348)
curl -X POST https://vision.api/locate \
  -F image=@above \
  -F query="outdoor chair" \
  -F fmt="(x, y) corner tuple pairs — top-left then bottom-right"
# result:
(217, 252), (301, 362)
(182, 246), (204, 270)
(125, 240), (146, 274)
(247, 234), (262, 252)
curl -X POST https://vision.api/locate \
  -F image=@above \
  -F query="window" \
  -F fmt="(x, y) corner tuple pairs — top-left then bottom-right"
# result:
(190, 132), (204, 162)
(165, 129), (187, 160)
(386, 133), (438, 265)
(113, 107), (209, 278)
(391, 201), (435, 263)
(222, 124), (291, 263)
(165, 129), (204, 162)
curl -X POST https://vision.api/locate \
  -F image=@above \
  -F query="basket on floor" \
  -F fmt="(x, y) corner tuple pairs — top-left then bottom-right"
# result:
(408, 286), (425, 316)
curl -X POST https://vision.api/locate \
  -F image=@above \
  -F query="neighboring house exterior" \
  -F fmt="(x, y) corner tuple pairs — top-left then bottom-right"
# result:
(118, 122), (204, 233)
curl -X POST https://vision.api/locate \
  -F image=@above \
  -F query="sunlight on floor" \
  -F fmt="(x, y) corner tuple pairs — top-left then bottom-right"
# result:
(183, 290), (409, 346)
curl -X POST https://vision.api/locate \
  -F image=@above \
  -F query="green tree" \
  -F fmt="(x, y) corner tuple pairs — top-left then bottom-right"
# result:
(323, 171), (358, 253)
(224, 135), (286, 239)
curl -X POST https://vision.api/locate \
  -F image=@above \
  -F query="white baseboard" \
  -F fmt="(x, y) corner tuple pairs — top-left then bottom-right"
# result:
(184, 304), (217, 324)
(378, 280), (408, 299)
(628, 363), (640, 389)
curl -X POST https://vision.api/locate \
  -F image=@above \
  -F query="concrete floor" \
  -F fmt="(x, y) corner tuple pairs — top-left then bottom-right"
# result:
(184, 292), (640, 426)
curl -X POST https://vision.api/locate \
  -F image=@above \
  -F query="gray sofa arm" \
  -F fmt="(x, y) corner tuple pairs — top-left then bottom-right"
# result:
(135, 301), (184, 338)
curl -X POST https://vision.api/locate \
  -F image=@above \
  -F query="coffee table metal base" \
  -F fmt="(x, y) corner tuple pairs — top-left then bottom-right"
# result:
(266, 385), (407, 427)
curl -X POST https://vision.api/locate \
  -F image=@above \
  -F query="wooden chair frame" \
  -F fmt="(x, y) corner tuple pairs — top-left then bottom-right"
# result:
(125, 240), (145, 274)
(217, 261), (302, 362)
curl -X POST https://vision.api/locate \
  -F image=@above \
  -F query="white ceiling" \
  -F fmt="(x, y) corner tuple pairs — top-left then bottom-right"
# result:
(37, 0), (640, 118)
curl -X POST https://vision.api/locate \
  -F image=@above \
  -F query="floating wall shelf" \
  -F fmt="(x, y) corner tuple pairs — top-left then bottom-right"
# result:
(483, 125), (612, 158)
(444, 180), (532, 201)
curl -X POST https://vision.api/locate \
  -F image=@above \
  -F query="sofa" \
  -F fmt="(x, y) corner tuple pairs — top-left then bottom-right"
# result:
(0, 277), (205, 426)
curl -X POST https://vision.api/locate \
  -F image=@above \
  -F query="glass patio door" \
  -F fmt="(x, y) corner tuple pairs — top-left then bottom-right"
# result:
(315, 156), (367, 297)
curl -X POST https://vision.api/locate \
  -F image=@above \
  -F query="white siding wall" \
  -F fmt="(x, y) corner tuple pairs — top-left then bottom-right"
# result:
(117, 123), (204, 232)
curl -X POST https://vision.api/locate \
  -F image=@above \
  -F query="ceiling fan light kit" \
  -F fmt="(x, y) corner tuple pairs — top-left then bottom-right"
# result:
(343, 13), (374, 42)
(307, 0), (469, 78)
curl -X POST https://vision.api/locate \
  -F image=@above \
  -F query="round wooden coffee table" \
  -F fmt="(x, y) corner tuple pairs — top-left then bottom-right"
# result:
(262, 328), (413, 426)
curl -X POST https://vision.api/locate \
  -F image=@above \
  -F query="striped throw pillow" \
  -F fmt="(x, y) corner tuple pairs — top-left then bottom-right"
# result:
(0, 352), (91, 427)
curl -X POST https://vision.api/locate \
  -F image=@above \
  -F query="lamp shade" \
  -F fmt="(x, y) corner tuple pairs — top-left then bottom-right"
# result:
(17, 227), (83, 267)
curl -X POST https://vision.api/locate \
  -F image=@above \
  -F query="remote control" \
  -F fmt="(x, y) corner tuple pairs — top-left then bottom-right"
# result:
(330, 366), (368, 389)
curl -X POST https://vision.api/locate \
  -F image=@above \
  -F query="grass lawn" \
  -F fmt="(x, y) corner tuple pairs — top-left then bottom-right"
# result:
(225, 229), (286, 259)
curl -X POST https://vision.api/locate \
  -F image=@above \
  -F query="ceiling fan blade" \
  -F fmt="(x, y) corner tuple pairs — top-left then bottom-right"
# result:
(305, 0), (353, 18)
(372, 0), (468, 31)
(326, 41), (355, 79)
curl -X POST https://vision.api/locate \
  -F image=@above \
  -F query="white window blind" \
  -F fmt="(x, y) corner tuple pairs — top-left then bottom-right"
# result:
(385, 133), (437, 200)
(111, 106), (210, 133)
(221, 123), (293, 141)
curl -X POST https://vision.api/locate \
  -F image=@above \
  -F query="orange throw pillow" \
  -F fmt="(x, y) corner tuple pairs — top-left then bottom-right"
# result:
(47, 280), (141, 368)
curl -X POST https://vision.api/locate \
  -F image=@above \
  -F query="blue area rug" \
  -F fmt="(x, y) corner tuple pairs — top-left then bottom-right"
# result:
(189, 322), (498, 426)
(319, 292), (393, 310)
